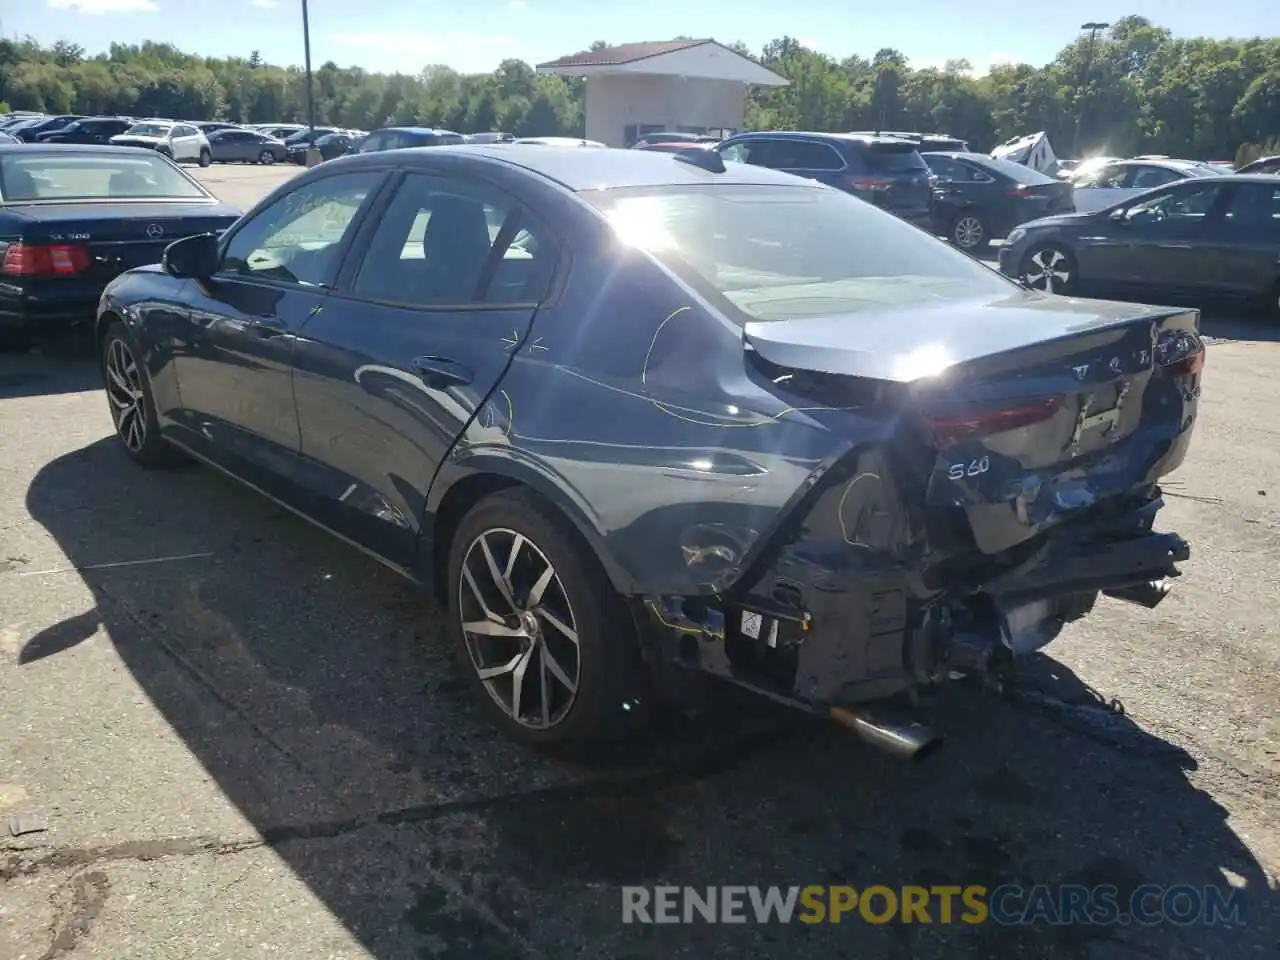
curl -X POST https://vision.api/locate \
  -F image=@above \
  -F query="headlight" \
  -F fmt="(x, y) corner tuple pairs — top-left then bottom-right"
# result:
(1005, 227), (1028, 245)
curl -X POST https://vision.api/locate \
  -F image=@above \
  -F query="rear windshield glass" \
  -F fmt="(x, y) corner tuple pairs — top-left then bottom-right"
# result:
(973, 156), (1057, 185)
(863, 144), (928, 172)
(0, 153), (209, 202)
(582, 184), (1012, 323)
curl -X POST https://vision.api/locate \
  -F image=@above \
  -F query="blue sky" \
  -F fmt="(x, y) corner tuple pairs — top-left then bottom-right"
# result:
(14, 0), (1280, 76)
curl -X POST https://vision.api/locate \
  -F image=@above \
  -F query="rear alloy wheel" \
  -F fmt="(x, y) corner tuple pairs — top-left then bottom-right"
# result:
(198, 148), (212, 167)
(1020, 245), (1077, 294)
(258, 149), (276, 165)
(448, 489), (645, 756)
(101, 323), (184, 469)
(951, 213), (987, 252)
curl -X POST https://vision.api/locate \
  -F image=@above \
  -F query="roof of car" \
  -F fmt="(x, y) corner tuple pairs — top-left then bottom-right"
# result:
(726, 130), (915, 146)
(0, 143), (168, 155)
(328, 143), (826, 191)
(379, 126), (459, 135)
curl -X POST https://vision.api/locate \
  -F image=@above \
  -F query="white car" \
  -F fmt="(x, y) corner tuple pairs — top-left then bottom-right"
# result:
(512, 137), (606, 148)
(1068, 158), (1225, 213)
(109, 121), (212, 166)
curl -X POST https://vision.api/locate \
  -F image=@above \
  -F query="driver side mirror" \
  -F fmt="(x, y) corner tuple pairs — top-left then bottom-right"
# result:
(1108, 207), (1131, 224)
(162, 233), (220, 279)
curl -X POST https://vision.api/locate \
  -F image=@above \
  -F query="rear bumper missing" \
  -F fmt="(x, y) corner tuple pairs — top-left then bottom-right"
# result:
(638, 495), (1188, 714)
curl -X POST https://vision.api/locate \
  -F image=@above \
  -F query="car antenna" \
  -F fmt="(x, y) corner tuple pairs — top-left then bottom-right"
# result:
(674, 149), (726, 173)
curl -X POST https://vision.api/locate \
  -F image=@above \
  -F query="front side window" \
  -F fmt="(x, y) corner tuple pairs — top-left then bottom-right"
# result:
(768, 140), (845, 171)
(219, 171), (382, 286)
(583, 183), (1013, 323)
(1129, 165), (1184, 189)
(350, 173), (554, 306)
(0, 153), (210, 203)
(1077, 165), (1128, 189)
(1125, 182), (1226, 223)
(716, 139), (777, 167)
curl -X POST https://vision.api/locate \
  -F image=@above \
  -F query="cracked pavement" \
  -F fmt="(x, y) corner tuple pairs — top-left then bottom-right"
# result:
(1, 165), (1278, 959)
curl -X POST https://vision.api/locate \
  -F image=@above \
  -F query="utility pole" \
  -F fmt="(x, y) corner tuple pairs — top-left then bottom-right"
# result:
(1071, 21), (1109, 160)
(301, 0), (320, 166)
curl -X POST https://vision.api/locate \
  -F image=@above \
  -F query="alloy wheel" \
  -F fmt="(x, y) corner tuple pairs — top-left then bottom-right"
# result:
(953, 215), (984, 249)
(457, 528), (581, 730)
(1022, 247), (1073, 293)
(105, 338), (146, 453)
(259, 150), (275, 165)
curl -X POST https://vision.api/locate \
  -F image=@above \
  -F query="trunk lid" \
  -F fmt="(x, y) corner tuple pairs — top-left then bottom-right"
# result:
(853, 142), (934, 218)
(9, 203), (240, 283)
(744, 293), (1203, 555)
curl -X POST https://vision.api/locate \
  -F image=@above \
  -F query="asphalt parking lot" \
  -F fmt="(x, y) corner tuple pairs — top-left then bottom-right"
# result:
(2, 163), (1278, 960)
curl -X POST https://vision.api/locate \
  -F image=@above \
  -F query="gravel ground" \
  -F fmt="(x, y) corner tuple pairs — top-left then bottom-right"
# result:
(1, 164), (1277, 960)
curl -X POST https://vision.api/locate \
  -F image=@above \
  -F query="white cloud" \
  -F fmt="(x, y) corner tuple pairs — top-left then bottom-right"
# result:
(47, 0), (157, 11)
(328, 32), (512, 55)
(250, 0), (277, 7)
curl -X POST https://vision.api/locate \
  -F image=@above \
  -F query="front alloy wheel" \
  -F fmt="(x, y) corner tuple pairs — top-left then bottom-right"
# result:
(458, 528), (581, 730)
(101, 323), (184, 469)
(258, 149), (276, 165)
(1021, 246), (1075, 293)
(105, 337), (147, 454)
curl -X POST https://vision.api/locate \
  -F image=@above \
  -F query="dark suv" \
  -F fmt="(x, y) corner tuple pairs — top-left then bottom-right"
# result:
(355, 126), (465, 154)
(34, 116), (136, 145)
(714, 132), (934, 226)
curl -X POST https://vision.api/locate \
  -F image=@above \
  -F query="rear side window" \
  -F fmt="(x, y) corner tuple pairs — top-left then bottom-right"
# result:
(350, 173), (555, 306)
(860, 143), (928, 172)
(766, 139), (845, 171)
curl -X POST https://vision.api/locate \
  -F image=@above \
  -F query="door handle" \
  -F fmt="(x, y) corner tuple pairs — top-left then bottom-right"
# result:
(410, 356), (473, 388)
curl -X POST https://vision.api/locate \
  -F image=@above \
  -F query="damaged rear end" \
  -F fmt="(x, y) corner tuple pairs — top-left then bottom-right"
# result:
(649, 294), (1201, 751)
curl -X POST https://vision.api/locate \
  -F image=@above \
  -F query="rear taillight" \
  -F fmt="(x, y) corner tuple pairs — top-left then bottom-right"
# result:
(1, 242), (92, 277)
(1155, 332), (1205, 377)
(922, 396), (1065, 447)
(850, 176), (893, 192)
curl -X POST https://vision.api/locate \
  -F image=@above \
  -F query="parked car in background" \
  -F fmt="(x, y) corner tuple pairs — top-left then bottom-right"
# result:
(715, 131), (934, 227)
(93, 144), (1200, 758)
(283, 128), (344, 163)
(280, 128), (340, 165)
(191, 121), (245, 135)
(633, 141), (715, 154)
(1237, 155), (1280, 175)
(466, 131), (515, 144)
(354, 126), (465, 154)
(0, 144), (240, 349)
(206, 127), (288, 164)
(0, 131), (19, 145)
(512, 137), (606, 147)
(109, 121), (212, 166)
(628, 131), (720, 148)
(34, 116), (136, 145)
(1000, 173), (1280, 316)
(254, 123), (307, 140)
(1068, 158), (1225, 213)
(922, 151), (1075, 252)
(11, 115), (84, 142)
(851, 130), (970, 152)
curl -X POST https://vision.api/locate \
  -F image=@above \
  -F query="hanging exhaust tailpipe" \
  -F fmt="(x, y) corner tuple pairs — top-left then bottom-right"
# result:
(828, 704), (943, 761)
(1104, 579), (1172, 610)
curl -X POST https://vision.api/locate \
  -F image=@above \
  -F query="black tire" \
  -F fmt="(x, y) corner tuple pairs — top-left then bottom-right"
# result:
(446, 488), (647, 757)
(258, 149), (276, 165)
(198, 148), (211, 167)
(100, 321), (186, 469)
(1019, 243), (1077, 295)
(950, 211), (989, 253)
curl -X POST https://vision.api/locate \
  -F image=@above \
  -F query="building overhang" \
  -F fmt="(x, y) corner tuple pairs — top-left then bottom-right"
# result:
(537, 40), (789, 87)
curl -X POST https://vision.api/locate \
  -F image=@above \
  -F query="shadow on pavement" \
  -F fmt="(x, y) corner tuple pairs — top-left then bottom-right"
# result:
(21, 436), (1279, 959)
(0, 345), (100, 400)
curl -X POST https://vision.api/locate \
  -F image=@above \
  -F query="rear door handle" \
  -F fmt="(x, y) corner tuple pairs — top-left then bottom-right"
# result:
(410, 356), (473, 388)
